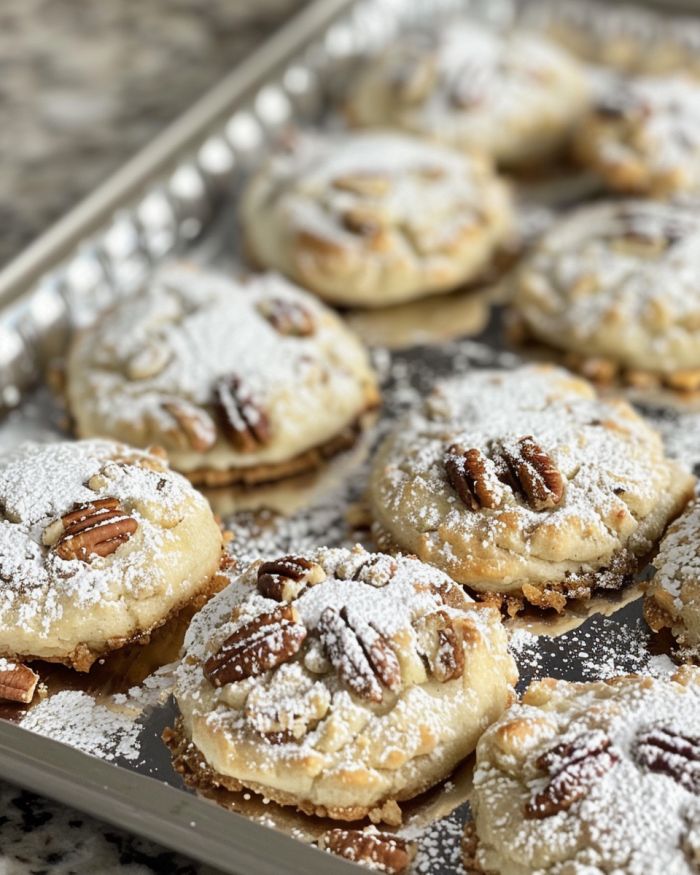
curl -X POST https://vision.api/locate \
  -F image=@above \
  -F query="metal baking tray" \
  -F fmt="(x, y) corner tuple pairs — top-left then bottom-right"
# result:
(2, 0), (700, 872)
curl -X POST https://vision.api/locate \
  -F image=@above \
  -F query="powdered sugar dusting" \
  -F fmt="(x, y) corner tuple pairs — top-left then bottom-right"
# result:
(21, 691), (141, 763)
(597, 75), (700, 179)
(472, 669), (700, 873)
(517, 200), (700, 371)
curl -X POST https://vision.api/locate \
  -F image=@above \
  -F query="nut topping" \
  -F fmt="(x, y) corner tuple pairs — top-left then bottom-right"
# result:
(447, 437), (564, 512)
(445, 444), (505, 510)
(44, 498), (138, 562)
(635, 726), (700, 794)
(215, 376), (271, 452)
(204, 604), (307, 687)
(245, 663), (330, 739)
(337, 553), (398, 588)
(161, 399), (217, 452)
(257, 297), (315, 337)
(318, 606), (401, 703)
(332, 173), (392, 197)
(126, 342), (171, 380)
(526, 731), (619, 818)
(257, 555), (326, 602)
(319, 829), (415, 874)
(416, 610), (466, 682)
(0, 662), (39, 704)
(499, 436), (565, 511)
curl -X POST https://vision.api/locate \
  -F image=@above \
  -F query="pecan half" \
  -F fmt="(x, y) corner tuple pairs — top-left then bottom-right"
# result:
(203, 604), (307, 687)
(417, 610), (465, 682)
(319, 829), (415, 874)
(318, 606), (401, 703)
(635, 726), (700, 794)
(257, 555), (326, 602)
(0, 662), (39, 704)
(526, 731), (619, 818)
(498, 436), (565, 511)
(44, 498), (138, 562)
(215, 376), (271, 452)
(445, 444), (504, 510)
(257, 297), (315, 337)
(161, 399), (217, 452)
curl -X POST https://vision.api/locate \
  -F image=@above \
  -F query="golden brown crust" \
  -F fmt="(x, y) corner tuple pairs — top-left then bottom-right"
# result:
(185, 415), (375, 488)
(372, 518), (642, 615)
(511, 315), (700, 395)
(461, 822), (487, 875)
(164, 718), (405, 825)
(1, 568), (228, 673)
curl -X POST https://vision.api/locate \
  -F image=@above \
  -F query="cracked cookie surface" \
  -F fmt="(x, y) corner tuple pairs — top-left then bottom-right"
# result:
(514, 200), (700, 387)
(369, 365), (694, 610)
(346, 21), (588, 168)
(171, 545), (517, 823)
(241, 130), (513, 307)
(66, 265), (379, 485)
(468, 668), (700, 874)
(0, 440), (223, 670)
(575, 74), (700, 197)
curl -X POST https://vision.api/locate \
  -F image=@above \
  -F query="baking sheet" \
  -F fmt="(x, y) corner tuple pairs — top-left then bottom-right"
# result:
(2, 0), (700, 872)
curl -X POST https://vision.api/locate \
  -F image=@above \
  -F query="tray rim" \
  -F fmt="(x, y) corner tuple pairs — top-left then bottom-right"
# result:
(0, 719), (359, 874)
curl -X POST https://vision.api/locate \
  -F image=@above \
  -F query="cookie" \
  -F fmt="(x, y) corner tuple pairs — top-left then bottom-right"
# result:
(240, 131), (513, 308)
(646, 497), (700, 664)
(0, 440), (223, 671)
(467, 668), (700, 874)
(346, 22), (589, 168)
(575, 75), (700, 197)
(369, 365), (694, 612)
(169, 545), (517, 824)
(514, 200), (700, 390)
(66, 266), (379, 486)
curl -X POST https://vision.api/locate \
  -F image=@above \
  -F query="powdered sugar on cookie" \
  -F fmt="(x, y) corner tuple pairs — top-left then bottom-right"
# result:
(370, 365), (694, 607)
(646, 497), (700, 663)
(173, 545), (516, 823)
(0, 439), (221, 668)
(471, 669), (700, 874)
(516, 200), (700, 376)
(67, 266), (378, 476)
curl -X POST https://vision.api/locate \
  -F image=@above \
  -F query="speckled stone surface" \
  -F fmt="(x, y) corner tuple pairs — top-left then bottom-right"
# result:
(0, 782), (220, 873)
(0, 1), (301, 870)
(0, 0), (303, 266)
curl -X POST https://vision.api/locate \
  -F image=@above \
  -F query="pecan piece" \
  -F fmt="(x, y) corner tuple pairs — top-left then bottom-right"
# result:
(319, 829), (415, 874)
(417, 610), (465, 682)
(215, 376), (271, 452)
(526, 731), (619, 818)
(318, 606), (401, 703)
(635, 725), (700, 794)
(0, 661), (39, 704)
(257, 297), (315, 337)
(337, 553), (398, 588)
(332, 173), (391, 197)
(498, 436), (565, 511)
(44, 498), (138, 562)
(204, 604), (307, 687)
(161, 399), (217, 452)
(445, 444), (504, 510)
(257, 555), (326, 602)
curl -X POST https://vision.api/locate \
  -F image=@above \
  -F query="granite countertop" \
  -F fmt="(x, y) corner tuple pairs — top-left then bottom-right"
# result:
(0, 0), (303, 267)
(1, 0), (302, 871)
